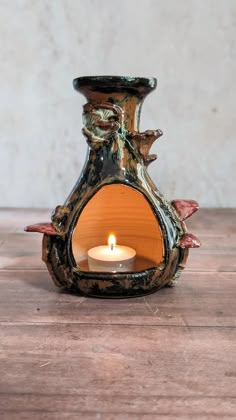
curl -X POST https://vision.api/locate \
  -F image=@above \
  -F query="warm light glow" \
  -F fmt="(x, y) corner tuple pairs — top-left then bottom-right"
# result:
(108, 234), (116, 251)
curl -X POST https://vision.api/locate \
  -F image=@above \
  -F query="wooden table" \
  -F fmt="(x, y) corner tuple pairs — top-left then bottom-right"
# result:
(0, 208), (235, 419)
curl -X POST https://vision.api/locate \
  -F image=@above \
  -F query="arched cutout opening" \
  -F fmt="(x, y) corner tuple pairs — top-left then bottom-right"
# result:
(72, 184), (164, 272)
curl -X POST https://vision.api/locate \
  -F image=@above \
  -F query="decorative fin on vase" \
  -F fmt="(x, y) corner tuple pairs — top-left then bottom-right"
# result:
(171, 199), (199, 221)
(179, 233), (201, 249)
(128, 129), (163, 163)
(24, 223), (59, 236)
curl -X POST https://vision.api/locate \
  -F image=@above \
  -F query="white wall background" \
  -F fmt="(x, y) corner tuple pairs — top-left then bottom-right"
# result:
(0, 0), (235, 208)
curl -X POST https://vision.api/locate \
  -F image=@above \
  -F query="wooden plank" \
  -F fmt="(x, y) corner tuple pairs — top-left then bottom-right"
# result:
(180, 209), (236, 271)
(0, 397), (236, 419)
(0, 209), (51, 233)
(186, 208), (236, 234)
(1, 230), (236, 272)
(0, 270), (235, 328)
(0, 208), (235, 419)
(187, 252), (236, 272)
(0, 209), (235, 271)
(0, 325), (235, 411)
(0, 208), (235, 234)
(0, 233), (45, 270)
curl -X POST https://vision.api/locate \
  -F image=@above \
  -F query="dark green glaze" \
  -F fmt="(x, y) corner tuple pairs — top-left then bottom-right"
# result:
(26, 76), (200, 298)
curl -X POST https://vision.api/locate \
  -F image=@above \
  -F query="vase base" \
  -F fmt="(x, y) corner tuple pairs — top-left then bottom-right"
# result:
(65, 265), (178, 298)
(65, 280), (175, 299)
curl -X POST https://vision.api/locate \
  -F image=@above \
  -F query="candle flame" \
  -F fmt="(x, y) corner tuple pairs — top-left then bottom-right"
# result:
(108, 234), (116, 251)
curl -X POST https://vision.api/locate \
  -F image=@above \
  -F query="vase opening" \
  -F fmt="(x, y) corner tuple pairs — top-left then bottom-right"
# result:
(71, 184), (165, 272)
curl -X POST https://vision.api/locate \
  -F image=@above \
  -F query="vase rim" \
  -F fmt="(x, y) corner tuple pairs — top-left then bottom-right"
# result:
(73, 76), (157, 96)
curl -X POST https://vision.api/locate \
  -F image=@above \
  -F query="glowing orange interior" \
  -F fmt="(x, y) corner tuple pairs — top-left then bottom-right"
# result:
(72, 184), (164, 270)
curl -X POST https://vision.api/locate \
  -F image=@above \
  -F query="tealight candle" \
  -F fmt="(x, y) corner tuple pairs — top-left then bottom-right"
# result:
(88, 234), (136, 272)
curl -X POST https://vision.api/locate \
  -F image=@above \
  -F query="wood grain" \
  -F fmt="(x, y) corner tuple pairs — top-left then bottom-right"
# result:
(0, 270), (235, 327)
(0, 324), (236, 417)
(1, 231), (236, 272)
(1, 398), (236, 420)
(0, 324), (236, 394)
(0, 208), (236, 419)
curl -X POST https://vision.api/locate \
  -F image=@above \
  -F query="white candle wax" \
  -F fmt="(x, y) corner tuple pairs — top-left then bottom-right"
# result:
(88, 244), (136, 272)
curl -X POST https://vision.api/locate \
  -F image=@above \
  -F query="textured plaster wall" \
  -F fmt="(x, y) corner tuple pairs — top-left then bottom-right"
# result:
(0, 0), (235, 208)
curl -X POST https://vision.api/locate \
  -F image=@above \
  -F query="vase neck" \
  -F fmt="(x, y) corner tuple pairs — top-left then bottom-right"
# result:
(82, 90), (142, 132)
(73, 76), (157, 133)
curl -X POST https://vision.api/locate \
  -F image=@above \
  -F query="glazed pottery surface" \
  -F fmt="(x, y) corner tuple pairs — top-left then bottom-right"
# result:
(25, 76), (200, 297)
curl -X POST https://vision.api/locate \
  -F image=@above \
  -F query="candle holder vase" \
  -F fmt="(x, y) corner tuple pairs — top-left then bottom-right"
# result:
(25, 76), (200, 298)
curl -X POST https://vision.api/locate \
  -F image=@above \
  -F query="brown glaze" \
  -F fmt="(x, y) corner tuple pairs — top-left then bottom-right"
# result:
(25, 76), (200, 298)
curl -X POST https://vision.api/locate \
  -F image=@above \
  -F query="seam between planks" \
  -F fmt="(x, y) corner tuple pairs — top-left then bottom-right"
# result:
(0, 392), (236, 399)
(0, 321), (236, 329)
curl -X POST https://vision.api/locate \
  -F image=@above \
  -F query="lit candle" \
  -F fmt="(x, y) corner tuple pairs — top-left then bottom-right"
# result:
(88, 234), (136, 272)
